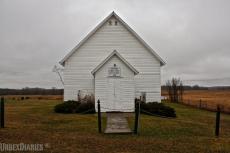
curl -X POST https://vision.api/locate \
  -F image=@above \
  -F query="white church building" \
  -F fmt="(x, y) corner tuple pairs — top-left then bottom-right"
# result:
(59, 12), (165, 112)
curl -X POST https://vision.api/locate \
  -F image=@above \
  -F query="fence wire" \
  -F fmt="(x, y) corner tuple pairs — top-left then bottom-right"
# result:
(139, 108), (211, 126)
(140, 109), (174, 119)
(80, 108), (96, 114)
(100, 104), (210, 125)
(100, 106), (134, 111)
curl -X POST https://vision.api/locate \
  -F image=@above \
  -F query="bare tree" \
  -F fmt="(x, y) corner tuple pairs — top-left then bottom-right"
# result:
(166, 80), (172, 102)
(166, 78), (184, 103)
(179, 82), (184, 102)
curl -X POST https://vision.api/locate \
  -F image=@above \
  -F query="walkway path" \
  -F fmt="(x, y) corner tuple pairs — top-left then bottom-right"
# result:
(104, 113), (132, 134)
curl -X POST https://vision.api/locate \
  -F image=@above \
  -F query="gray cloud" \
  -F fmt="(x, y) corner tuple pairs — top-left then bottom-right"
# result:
(0, 0), (230, 88)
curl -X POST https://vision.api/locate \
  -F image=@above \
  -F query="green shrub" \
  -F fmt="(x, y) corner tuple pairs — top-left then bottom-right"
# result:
(54, 100), (80, 113)
(76, 102), (95, 114)
(54, 100), (95, 114)
(140, 102), (176, 117)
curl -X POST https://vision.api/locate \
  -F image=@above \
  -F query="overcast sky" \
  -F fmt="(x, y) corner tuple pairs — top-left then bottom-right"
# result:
(1, 0), (230, 88)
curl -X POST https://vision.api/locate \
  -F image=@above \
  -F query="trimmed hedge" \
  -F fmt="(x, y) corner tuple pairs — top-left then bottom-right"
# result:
(54, 100), (95, 114)
(140, 102), (176, 117)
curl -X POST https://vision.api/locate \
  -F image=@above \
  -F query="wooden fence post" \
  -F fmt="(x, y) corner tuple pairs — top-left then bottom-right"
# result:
(134, 98), (140, 134)
(199, 99), (202, 108)
(215, 105), (220, 137)
(0, 97), (4, 128)
(97, 99), (102, 133)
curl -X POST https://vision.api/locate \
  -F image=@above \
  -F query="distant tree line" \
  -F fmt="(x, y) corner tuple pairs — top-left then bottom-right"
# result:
(0, 87), (63, 95)
(0, 84), (229, 96)
(162, 85), (230, 91)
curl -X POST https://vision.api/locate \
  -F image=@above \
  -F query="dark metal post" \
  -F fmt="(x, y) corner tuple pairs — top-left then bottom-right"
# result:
(215, 105), (220, 137)
(0, 97), (4, 128)
(97, 99), (102, 133)
(134, 98), (140, 134)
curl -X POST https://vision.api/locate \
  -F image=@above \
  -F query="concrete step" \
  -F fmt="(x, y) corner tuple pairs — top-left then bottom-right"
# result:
(104, 112), (132, 134)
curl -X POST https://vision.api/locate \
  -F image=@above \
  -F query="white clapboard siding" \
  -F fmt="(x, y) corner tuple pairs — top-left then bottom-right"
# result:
(63, 16), (161, 102)
(95, 55), (135, 112)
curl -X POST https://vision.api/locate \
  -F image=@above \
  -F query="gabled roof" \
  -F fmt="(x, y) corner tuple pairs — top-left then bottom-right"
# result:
(91, 50), (139, 75)
(59, 11), (166, 66)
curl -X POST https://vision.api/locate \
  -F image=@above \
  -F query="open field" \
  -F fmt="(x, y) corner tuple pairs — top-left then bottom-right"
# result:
(3, 95), (63, 101)
(0, 99), (230, 153)
(162, 90), (230, 113)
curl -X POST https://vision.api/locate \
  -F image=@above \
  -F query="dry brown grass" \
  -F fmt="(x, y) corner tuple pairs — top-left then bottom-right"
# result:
(0, 99), (230, 153)
(162, 90), (230, 113)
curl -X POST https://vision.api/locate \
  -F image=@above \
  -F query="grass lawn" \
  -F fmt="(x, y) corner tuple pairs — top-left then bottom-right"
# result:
(0, 99), (230, 153)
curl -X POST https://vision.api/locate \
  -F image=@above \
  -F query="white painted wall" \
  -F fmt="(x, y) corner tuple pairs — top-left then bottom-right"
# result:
(63, 16), (161, 103)
(94, 55), (135, 112)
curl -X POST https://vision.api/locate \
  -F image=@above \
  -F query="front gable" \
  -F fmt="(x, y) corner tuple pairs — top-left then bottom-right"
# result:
(92, 50), (139, 76)
(60, 11), (165, 67)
